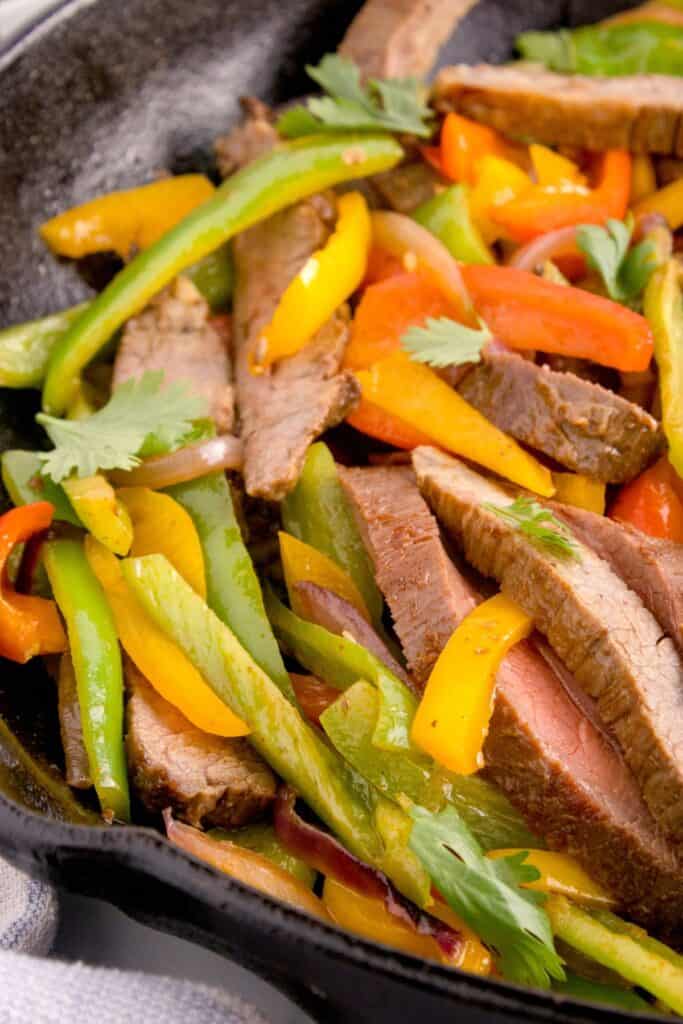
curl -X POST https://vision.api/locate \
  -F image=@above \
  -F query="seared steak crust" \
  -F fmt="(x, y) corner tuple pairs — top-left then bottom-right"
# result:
(433, 64), (683, 156)
(459, 350), (661, 483)
(126, 668), (275, 829)
(413, 446), (683, 854)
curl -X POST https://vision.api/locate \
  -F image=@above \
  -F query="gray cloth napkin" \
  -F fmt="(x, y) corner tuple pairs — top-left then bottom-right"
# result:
(0, 855), (268, 1023)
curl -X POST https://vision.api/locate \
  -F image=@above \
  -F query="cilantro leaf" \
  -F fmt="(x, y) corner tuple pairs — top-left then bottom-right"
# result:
(277, 54), (433, 139)
(401, 317), (491, 368)
(576, 214), (658, 307)
(409, 804), (565, 988)
(483, 496), (580, 560)
(36, 371), (207, 483)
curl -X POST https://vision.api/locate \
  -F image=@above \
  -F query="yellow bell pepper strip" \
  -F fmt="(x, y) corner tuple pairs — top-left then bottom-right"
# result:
(645, 259), (683, 478)
(43, 537), (130, 821)
(39, 175), (216, 260)
(85, 537), (247, 737)
(279, 531), (370, 622)
(0, 503), (67, 664)
(323, 876), (492, 973)
(251, 191), (371, 372)
(116, 486), (205, 598)
(62, 475), (133, 556)
(529, 145), (586, 190)
(42, 134), (402, 415)
(355, 353), (555, 496)
(630, 155), (657, 204)
(488, 850), (614, 909)
(552, 472), (606, 514)
(411, 594), (533, 774)
(468, 155), (532, 245)
(634, 175), (683, 232)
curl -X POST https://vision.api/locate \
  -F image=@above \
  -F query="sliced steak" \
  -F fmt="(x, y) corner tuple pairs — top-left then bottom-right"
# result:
(553, 504), (683, 660)
(413, 444), (683, 854)
(458, 349), (661, 483)
(337, 464), (476, 685)
(233, 195), (359, 500)
(113, 276), (234, 432)
(432, 65), (683, 157)
(126, 667), (276, 829)
(58, 653), (91, 790)
(372, 161), (441, 214)
(214, 97), (279, 180)
(338, 0), (479, 79)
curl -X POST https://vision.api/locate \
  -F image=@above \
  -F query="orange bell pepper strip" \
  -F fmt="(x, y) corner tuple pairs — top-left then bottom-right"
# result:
(323, 876), (492, 973)
(346, 398), (433, 450)
(411, 593), (533, 774)
(85, 536), (248, 737)
(39, 175), (215, 260)
(279, 531), (370, 622)
(487, 849), (614, 909)
(630, 154), (657, 205)
(364, 246), (405, 286)
(440, 112), (507, 185)
(462, 265), (654, 373)
(492, 150), (632, 243)
(609, 457), (683, 542)
(355, 352), (555, 496)
(344, 272), (457, 371)
(251, 191), (371, 372)
(0, 502), (67, 663)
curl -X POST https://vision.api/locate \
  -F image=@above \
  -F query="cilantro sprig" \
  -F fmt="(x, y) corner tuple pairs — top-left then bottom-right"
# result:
(401, 316), (491, 368)
(277, 54), (433, 139)
(576, 214), (659, 308)
(36, 371), (207, 483)
(483, 496), (580, 560)
(409, 804), (565, 988)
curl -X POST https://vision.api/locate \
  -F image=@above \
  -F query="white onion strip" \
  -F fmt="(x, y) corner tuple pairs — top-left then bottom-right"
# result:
(110, 434), (243, 489)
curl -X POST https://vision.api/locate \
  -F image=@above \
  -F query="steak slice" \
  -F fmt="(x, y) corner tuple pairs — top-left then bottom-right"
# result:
(126, 667), (276, 829)
(458, 350), (661, 484)
(58, 653), (91, 790)
(413, 445), (683, 854)
(337, 464), (476, 685)
(554, 504), (683, 660)
(432, 64), (683, 157)
(214, 97), (279, 180)
(372, 161), (441, 214)
(113, 276), (234, 432)
(338, 0), (480, 80)
(233, 195), (359, 500)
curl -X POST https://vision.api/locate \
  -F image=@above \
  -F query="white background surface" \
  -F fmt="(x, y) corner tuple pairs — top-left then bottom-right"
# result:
(0, 3), (309, 1018)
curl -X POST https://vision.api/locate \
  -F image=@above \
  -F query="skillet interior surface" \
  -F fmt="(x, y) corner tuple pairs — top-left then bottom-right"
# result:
(0, 0), (657, 1020)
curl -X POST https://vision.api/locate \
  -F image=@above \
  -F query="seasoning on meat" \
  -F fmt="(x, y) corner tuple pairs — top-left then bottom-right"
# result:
(125, 666), (276, 829)
(233, 195), (359, 501)
(554, 503), (683, 659)
(413, 445), (683, 855)
(214, 97), (279, 180)
(112, 276), (234, 432)
(432, 64), (683, 157)
(339, 0), (480, 80)
(458, 349), (662, 484)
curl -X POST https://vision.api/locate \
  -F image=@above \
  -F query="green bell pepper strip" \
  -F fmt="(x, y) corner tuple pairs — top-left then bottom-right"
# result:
(185, 245), (234, 311)
(517, 21), (683, 76)
(123, 553), (429, 905)
(42, 134), (403, 414)
(43, 539), (129, 822)
(645, 259), (683, 477)
(166, 472), (294, 702)
(321, 681), (538, 851)
(547, 897), (683, 1013)
(413, 186), (493, 265)
(281, 444), (385, 628)
(209, 824), (316, 888)
(266, 589), (416, 752)
(1, 450), (80, 525)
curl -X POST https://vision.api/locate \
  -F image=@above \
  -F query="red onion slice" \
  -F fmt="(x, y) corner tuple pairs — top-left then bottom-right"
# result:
(508, 226), (580, 274)
(274, 786), (463, 960)
(110, 434), (243, 489)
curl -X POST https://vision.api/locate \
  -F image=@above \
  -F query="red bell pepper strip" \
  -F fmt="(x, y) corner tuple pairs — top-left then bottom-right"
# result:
(0, 502), (67, 663)
(346, 398), (433, 450)
(462, 264), (654, 372)
(492, 150), (632, 243)
(609, 457), (683, 542)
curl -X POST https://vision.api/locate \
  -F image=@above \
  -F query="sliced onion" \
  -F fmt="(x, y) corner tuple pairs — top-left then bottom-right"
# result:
(274, 786), (463, 960)
(508, 226), (580, 273)
(110, 434), (242, 489)
(371, 211), (475, 325)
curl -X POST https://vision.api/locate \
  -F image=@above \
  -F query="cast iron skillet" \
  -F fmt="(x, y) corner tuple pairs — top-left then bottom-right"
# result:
(0, 1), (662, 1020)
